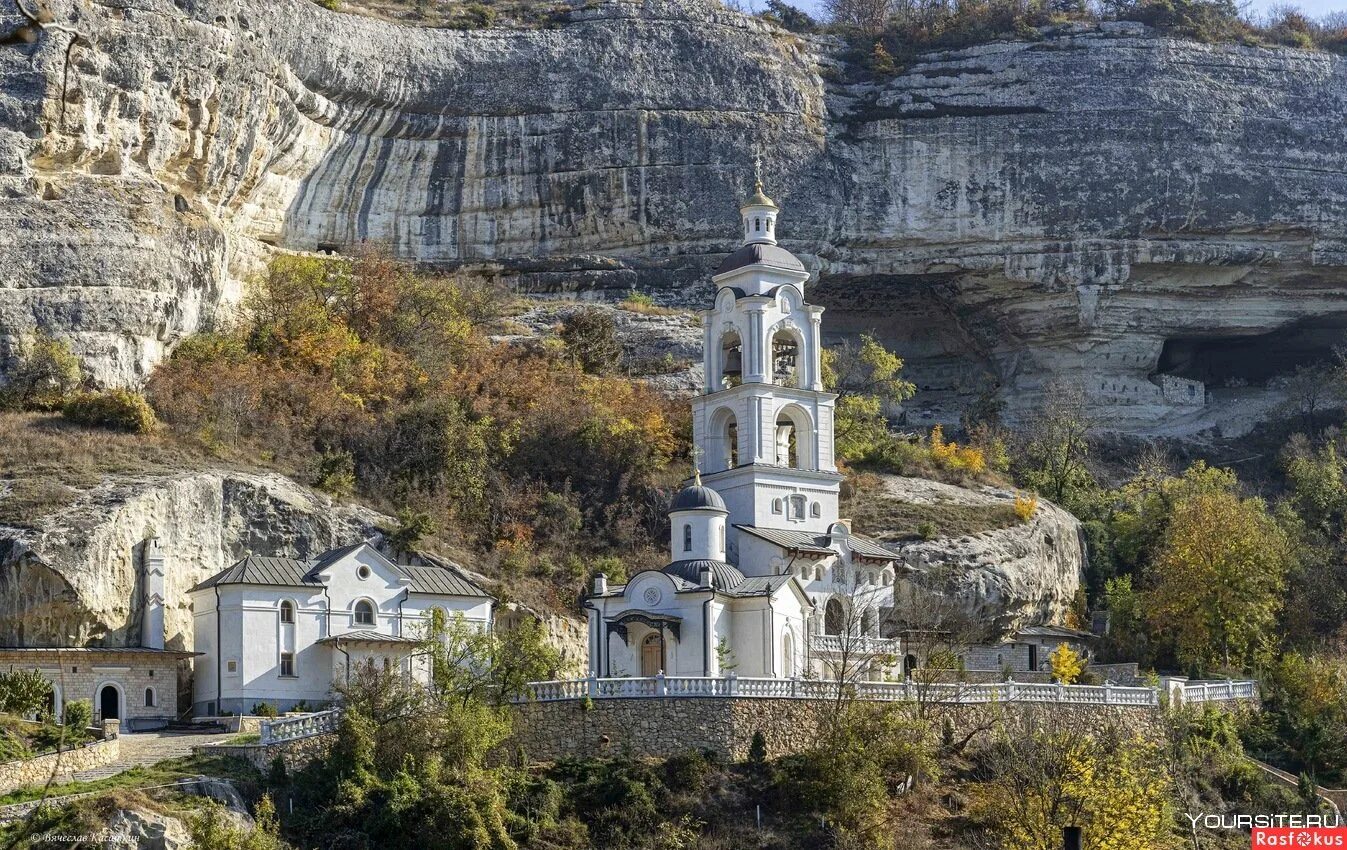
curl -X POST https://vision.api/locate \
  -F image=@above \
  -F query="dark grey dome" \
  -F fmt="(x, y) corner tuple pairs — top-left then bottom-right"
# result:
(669, 484), (727, 512)
(715, 242), (806, 276)
(663, 559), (745, 589)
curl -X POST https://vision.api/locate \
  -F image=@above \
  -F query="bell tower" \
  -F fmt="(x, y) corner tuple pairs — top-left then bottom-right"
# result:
(690, 172), (842, 567)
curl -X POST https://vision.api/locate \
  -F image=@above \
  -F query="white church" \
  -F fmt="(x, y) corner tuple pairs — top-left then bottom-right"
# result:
(585, 180), (905, 682)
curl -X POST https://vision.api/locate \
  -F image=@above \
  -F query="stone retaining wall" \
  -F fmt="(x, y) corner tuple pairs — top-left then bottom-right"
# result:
(511, 696), (1246, 762)
(198, 734), (333, 775)
(0, 739), (119, 794)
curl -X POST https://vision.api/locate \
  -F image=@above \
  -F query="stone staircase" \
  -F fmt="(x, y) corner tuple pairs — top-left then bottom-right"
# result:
(67, 730), (235, 783)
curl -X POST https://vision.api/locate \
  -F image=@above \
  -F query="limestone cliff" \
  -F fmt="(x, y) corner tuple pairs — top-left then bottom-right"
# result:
(0, 470), (384, 647)
(4, 0), (1347, 435)
(858, 476), (1084, 631)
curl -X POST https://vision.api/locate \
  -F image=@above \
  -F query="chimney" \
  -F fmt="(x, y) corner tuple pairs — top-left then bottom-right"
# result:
(699, 565), (714, 589)
(141, 538), (166, 650)
(592, 573), (608, 596)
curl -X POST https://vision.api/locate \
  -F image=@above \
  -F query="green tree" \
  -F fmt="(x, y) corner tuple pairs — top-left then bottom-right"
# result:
(1144, 484), (1291, 672)
(3, 333), (81, 411)
(822, 333), (915, 462)
(0, 670), (53, 717)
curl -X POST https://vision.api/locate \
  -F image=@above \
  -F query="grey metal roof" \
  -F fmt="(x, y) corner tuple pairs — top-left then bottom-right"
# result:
(670, 485), (727, 512)
(735, 526), (837, 556)
(724, 575), (796, 597)
(1017, 624), (1095, 640)
(734, 525), (897, 561)
(319, 630), (421, 645)
(190, 543), (491, 599)
(662, 559), (746, 589)
(846, 534), (899, 559)
(0, 646), (200, 657)
(715, 243), (806, 276)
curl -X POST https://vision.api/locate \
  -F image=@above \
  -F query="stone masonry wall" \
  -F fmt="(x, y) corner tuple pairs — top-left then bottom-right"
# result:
(511, 697), (1248, 762)
(198, 734), (333, 775)
(0, 738), (118, 794)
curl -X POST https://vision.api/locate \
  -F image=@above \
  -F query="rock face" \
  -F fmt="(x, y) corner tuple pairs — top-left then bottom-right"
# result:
(861, 476), (1084, 631)
(0, 470), (383, 647)
(4, 1), (1347, 433)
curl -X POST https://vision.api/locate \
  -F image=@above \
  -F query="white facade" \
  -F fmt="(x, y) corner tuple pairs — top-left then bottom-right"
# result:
(189, 543), (492, 715)
(586, 180), (902, 682)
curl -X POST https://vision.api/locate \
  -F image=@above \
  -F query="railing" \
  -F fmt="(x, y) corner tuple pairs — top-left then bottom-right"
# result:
(519, 674), (1259, 708)
(807, 635), (903, 655)
(1181, 679), (1258, 704)
(259, 709), (342, 745)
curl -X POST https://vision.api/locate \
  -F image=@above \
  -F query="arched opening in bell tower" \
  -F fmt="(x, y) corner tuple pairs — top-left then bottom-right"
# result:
(771, 328), (802, 388)
(708, 407), (739, 472)
(774, 405), (814, 469)
(718, 331), (743, 389)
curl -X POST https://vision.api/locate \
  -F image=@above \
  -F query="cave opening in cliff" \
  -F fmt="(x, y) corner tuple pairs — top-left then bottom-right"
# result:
(1156, 315), (1347, 387)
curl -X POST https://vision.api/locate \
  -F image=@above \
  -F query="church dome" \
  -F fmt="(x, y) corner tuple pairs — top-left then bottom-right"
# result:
(715, 242), (806, 277)
(662, 558), (745, 589)
(670, 484), (727, 512)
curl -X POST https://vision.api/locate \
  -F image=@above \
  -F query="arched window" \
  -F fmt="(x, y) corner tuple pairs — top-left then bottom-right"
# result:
(782, 633), (795, 677)
(824, 598), (844, 636)
(279, 600), (295, 624)
(772, 498), (783, 515)
(144, 688), (155, 708)
(718, 331), (743, 389)
(861, 609), (875, 635)
(754, 217), (761, 232)
(682, 524), (693, 553)
(354, 600), (375, 626)
(719, 525), (725, 552)
(810, 502), (821, 518)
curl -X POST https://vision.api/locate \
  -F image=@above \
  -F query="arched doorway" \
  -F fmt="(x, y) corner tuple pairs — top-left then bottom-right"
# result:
(904, 654), (918, 679)
(824, 598), (844, 636)
(98, 684), (120, 721)
(782, 632), (795, 677)
(641, 633), (664, 676)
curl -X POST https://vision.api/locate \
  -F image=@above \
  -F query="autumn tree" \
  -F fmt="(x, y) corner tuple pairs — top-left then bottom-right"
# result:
(823, 333), (915, 462)
(969, 712), (1173, 850)
(2, 333), (81, 411)
(1143, 483), (1291, 672)
(1047, 643), (1085, 685)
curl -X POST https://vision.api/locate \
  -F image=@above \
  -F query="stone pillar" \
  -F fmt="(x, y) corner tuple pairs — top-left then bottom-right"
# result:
(142, 538), (166, 650)
(101, 719), (120, 740)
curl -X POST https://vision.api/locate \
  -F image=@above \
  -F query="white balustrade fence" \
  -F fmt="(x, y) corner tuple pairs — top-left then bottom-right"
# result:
(260, 709), (342, 745)
(520, 674), (1259, 708)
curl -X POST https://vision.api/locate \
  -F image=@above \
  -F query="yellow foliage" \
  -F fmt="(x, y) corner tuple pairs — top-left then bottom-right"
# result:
(1014, 492), (1038, 521)
(1048, 642), (1085, 684)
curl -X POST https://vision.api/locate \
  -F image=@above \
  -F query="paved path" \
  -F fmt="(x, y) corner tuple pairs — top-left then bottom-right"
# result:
(66, 730), (235, 783)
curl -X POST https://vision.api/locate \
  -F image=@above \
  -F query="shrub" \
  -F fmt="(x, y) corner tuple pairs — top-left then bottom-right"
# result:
(312, 0), (340, 9)
(0, 670), (53, 717)
(62, 389), (157, 433)
(1014, 492), (1038, 521)
(748, 730), (768, 766)
(252, 701), (278, 718)
(312, 450), (355, 497)
(63, 700), (92, 730)
(559, 307), (622, 374)
(917, 520), (938, 540)
(2, 333), (81, 411)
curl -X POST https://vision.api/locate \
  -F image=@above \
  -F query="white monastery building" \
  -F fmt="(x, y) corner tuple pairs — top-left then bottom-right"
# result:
(189, 542), (492, 715)
(586, 179), (907, 681)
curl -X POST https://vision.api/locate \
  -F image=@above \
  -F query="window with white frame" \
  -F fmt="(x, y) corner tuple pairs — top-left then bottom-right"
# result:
(280, 600), (295, 624)
(354, 600), (375, 626)
(280, 652), (296, 677)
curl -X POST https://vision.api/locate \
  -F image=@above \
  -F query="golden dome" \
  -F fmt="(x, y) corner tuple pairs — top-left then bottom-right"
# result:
(744, 179), (776, 209)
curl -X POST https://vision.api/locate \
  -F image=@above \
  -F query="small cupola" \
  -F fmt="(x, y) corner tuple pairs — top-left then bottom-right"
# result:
(668, 470), (729, 562)
(740, 156), (779, 247)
